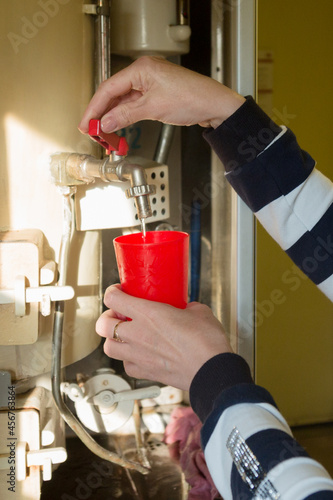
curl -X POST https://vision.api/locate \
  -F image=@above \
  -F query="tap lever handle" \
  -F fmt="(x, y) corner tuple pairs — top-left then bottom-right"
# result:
(89, 119), (129, 156)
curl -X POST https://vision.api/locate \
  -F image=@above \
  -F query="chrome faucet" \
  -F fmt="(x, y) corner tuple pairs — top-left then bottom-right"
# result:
(49, 119), (156, 223)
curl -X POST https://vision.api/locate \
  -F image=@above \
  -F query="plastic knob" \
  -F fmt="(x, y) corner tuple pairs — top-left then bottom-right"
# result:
(89, 119), (129, 156)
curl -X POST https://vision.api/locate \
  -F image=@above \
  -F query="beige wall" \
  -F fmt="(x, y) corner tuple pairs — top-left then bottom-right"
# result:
(0, 1), (101, 377)
(256, 0), (333, 425)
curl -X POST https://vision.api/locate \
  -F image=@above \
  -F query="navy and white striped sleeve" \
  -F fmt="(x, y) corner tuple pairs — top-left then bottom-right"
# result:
(203, 96), (333, 302)
(197, 98), (333, 499)
(190, 353), (333, 499)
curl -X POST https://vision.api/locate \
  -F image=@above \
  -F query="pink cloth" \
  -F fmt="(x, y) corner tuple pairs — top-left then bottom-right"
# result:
(164, 406), (221, 500)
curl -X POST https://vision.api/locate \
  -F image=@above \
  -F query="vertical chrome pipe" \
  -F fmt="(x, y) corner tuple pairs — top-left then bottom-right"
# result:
(95, 0), (111, 89)
(177, 0), (190, 25)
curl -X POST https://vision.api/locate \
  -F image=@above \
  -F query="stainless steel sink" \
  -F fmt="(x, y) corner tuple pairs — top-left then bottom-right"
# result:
(41, 432), (188, 499)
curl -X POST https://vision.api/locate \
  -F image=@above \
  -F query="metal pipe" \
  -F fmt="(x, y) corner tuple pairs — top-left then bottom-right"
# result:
(177, 0), (190, 26)
(153, 124), (175, 165)
(51, 187), (149, 475)
(95, 0), (111, 89)
(133, 400), (151, 470)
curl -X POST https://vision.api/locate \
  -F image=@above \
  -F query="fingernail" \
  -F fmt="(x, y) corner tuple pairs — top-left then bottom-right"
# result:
(101, 117), (117, 133)
(77, 122), (85, 133)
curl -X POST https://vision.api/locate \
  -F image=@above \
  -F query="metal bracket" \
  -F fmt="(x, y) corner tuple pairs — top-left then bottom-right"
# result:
(16, 442), (67, 482)
(0, 275), (74, 317)
(82, 3), (110, 16)
(82, 4), (97, 15)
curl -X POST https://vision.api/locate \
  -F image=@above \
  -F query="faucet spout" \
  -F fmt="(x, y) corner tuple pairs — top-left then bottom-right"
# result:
(115, 160), (156, 220)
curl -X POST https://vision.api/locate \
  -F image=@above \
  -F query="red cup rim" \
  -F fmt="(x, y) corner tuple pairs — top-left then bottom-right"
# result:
(114, 230), (189, 246)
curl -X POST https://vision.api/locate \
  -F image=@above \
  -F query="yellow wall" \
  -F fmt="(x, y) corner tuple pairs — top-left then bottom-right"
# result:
(256, 0), (333, 425)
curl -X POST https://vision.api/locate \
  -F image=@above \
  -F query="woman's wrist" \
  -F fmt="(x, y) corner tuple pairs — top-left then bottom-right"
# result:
(207, 93), (246, 129)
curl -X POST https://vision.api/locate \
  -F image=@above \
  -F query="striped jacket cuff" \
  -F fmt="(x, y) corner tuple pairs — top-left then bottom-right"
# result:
(189, 353), (254, 423)
(203, 95), (282, 169)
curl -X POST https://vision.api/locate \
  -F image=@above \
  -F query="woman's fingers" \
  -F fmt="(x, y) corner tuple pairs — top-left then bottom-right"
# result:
(103, 284), (161, 321)
(95, 309), (125, 337)
(78, 74), (135, 132)
(96, 286), (233, 391)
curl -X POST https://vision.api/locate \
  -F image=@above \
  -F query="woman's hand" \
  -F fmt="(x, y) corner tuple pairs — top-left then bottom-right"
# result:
(96, 285), (232, 391)
(79, 56), (245, 134)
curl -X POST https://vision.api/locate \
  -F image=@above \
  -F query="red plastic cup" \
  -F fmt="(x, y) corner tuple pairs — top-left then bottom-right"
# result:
(113, 231), (189, 309)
